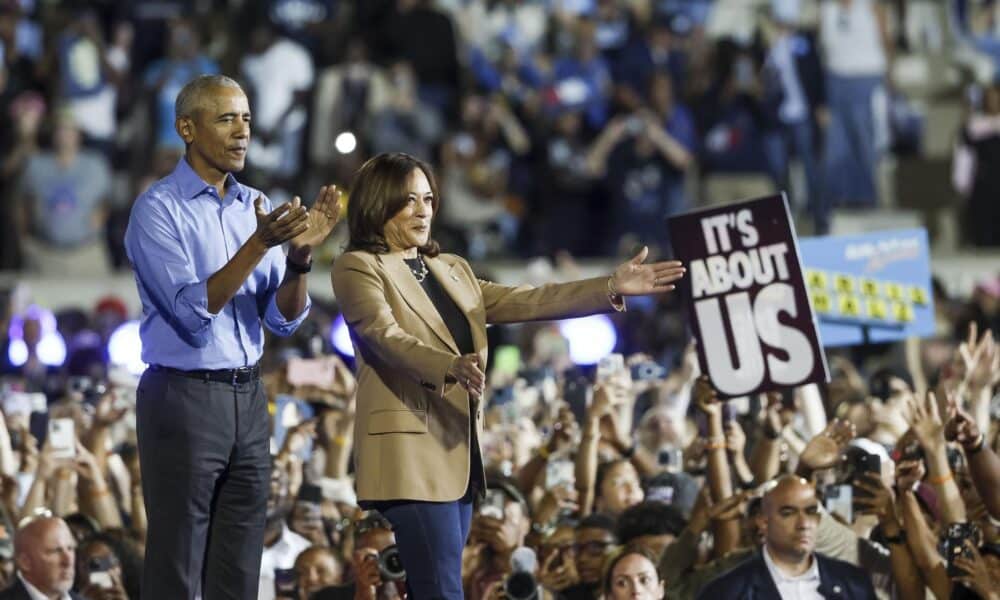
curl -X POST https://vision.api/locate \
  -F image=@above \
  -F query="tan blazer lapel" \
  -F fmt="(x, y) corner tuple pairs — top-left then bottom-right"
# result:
(377, 253), (460, 354)
(426, 256), (487, 355)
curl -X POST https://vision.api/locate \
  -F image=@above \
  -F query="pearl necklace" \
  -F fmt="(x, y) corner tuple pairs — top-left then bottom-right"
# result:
(407, 255), (428, 282)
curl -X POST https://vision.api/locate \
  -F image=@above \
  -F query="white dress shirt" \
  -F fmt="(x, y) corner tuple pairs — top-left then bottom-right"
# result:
(18, 573), (72, 600)
(257, 524), (311, 600)
(762, 546), (823, 600)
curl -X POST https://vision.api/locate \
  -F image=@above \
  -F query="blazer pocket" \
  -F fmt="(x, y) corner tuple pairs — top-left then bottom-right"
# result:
(367, 409), (428, 435)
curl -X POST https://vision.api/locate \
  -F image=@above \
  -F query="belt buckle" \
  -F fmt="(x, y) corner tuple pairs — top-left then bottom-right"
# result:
(231, 369), (239, 386)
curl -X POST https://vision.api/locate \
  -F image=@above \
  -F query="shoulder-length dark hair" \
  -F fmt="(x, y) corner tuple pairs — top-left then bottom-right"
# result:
(346, 152), (441, 256)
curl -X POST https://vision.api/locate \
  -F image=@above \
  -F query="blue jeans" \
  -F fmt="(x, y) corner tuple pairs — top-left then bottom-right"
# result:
(763, 120), (821, 221)
(820, 73), (883, 233)
(365, 492), (475, 599)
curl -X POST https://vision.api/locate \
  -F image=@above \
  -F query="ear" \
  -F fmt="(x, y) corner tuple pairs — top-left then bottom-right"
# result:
(175, 116), (194, 144)
(755, 512), (767, 535)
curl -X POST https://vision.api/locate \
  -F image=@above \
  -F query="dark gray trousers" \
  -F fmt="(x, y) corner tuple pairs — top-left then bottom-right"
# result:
(136, 369), (271, 600)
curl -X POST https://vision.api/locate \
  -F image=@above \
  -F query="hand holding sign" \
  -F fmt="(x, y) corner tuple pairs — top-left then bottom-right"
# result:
(611, 246), (686, 295)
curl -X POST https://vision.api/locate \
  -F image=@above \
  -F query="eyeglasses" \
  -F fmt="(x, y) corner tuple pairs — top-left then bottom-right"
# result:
(575, 540), (614, 555)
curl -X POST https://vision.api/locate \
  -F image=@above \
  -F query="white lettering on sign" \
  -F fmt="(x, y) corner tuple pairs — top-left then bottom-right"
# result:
(688, 209), (815, 396)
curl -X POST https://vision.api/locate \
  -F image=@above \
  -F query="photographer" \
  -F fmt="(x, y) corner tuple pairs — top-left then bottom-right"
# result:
(464, 478), (531, 600)
(312, 511), (403, 600)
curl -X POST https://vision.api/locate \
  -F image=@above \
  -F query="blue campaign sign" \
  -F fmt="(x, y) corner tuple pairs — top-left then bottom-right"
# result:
(798, 229), (934, 347)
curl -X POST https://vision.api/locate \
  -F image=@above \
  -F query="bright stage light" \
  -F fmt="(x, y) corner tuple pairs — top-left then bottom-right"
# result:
(335, 131), (357, 154)
(108, 320), (146, 375)
(558, 314), (618, 365)
(330, 314), (354, 357)
(7, 306), (65, 367)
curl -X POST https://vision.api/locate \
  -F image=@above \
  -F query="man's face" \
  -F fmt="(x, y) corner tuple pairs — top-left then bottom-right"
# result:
(18, 522), (76, 594)
(177, 86), (250, 175)
(575, 527), (616, 584)
(761, 480), (820, 561)
(297, 550), (342, 598)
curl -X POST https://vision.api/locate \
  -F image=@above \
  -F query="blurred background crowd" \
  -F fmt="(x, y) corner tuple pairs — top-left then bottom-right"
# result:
(1, 0), (1000, 275)
(1, 0), (1000, 598)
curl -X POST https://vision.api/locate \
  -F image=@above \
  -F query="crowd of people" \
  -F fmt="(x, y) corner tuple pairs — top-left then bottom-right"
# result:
(0, 254), (997, 598)
(2, 0), (1000, 277)
(1, 0), (1000, 599)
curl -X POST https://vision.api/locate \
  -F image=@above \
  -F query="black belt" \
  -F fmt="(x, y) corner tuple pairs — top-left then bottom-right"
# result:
(149, 363), (261, 384)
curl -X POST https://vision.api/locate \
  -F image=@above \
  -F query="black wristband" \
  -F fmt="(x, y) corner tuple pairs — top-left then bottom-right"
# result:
(764, 427), (781, 440)
(883, 531), (906, 545)
(621, 444), (636, 459)
(286, 256), (312, 274)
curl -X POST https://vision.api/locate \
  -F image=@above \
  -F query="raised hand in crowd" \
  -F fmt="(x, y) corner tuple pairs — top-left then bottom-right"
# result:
(797, 418), (856, 477)
(539, 541), (579, 593)
(945, 392), (1000, 520)
(952, 540), (1000, 600)
(353, 548), (384, 600)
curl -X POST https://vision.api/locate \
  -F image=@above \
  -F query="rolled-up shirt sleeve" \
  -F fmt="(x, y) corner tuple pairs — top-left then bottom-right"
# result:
(125, 200), (216, 347)
(261, 247), (311, 337)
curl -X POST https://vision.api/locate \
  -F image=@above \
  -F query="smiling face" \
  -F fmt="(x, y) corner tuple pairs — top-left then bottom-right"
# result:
(176, 85), (250, 177)
(382, 168), (434, 254)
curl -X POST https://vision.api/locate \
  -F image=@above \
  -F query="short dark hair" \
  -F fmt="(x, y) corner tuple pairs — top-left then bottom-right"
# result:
(602, 544), (662, 595)
(354, 510), (393, 545)
(345, 152), (441, 257)
(578, 513), (618, 535)
(616, 501), (687, 544)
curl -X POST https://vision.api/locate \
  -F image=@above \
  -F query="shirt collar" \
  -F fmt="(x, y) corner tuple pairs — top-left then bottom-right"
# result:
(18, 572), (70, 600)
(762, 545), (820, 584)
(172, 157), (248, 204)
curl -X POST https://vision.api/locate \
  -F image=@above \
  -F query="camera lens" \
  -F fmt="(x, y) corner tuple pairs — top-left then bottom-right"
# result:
(505, 571), (538, 600)
(378, 545), (406, 581)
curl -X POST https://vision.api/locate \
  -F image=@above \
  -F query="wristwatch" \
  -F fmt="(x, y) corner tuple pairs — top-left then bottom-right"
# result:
(286, 255), (312, 274)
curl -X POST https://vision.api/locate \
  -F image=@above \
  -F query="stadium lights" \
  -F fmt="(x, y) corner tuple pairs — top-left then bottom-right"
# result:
(108, 320), (147, 376)
(558, 314), (617, 365)
(7, 306), (66, 367)
(329, 314), (355, 357)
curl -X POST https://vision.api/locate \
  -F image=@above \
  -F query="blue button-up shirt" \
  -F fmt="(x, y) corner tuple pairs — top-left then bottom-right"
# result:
(124, 158), (310, 370)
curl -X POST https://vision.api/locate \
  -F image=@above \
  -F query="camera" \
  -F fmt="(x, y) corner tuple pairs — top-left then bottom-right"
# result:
(505, 547), (539, 600)
(630, 361), (667, 381)
(837, 447), (880, 498)
(378, 545), (406, 582)
(939, 522), (981, 577)
(68, 377), (106, 403)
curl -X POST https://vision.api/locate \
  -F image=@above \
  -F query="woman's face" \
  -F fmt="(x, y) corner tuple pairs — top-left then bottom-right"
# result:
(608, 553), (664, 600)
(598, 461), (644, 515)
(382, 168), (434, 253)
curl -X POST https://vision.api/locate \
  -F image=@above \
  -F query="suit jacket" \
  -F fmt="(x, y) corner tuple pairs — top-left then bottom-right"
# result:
(332, 250), (616, 502)
(0, 578), (82, 600)
(694, 551), (877, 600)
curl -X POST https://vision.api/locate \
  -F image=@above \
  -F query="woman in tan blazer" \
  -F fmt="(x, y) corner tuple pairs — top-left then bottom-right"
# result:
(331, 152), (685, 599)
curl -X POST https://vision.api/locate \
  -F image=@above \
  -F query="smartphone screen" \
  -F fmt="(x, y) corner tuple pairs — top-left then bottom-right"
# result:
(824, 484), (853, 523)
(546, 459), (575, 489)
(47, 418), (75, 460)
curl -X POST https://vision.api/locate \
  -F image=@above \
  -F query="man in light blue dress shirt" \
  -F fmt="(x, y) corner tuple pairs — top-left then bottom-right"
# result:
(124, 74), (341, 600)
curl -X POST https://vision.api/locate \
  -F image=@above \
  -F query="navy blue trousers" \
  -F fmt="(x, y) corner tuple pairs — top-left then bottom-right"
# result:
(364, 488), (475, 600)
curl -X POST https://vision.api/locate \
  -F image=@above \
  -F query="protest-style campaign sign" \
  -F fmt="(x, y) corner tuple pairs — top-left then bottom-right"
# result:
(798, 228), (934, 347)
(668, 194), (829, 398)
